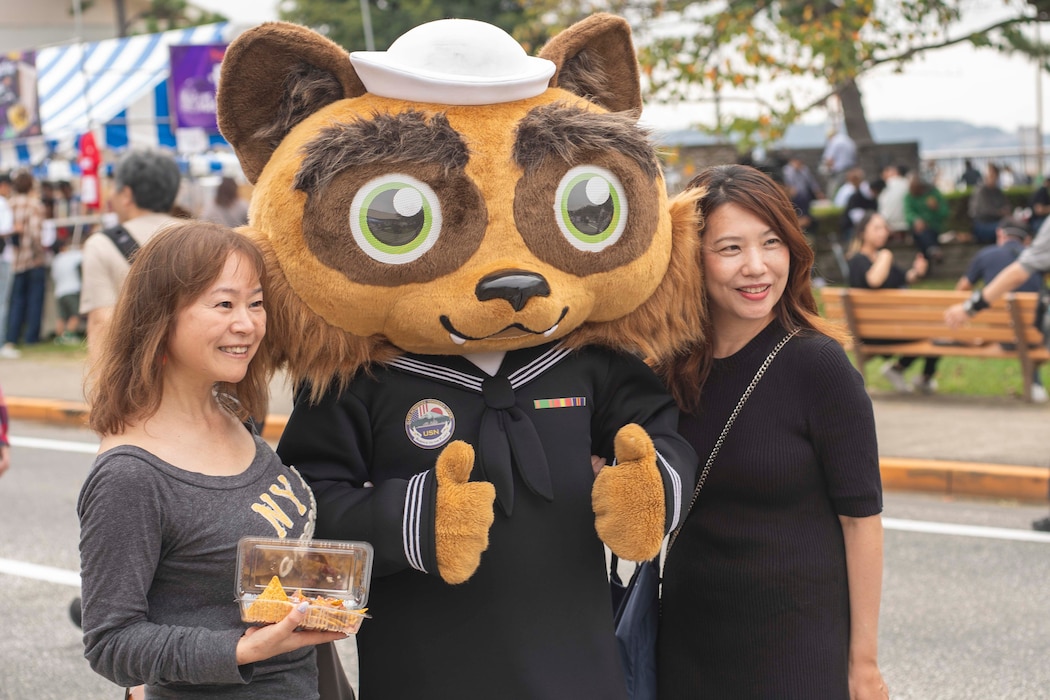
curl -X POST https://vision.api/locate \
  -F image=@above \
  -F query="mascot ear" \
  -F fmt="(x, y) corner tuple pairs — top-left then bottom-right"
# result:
(217, 22), (367, 183)
(539, 13), (641, 114)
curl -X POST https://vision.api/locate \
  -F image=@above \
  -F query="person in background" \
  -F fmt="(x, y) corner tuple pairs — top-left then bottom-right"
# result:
(953, 217), (1047, 403)
(781, 153), (824, 235)
(79, 149), (181, 365)
(877, 164), (910, 240)
(78, 221), (349, 697)
(841, 175), (880, 246)
(0, 383), (9, 478)
(848, 211), (939, 394)
(50, 237), (83, 344)
(946, 214), (1050, 533)
(0, 173), (14, 346)
(999, 163), (1017, 189)
(959, 158), (982, 189)
(832, 167), (866, 209)
(200, 176), (250, 229)
(1028, 176), (1050, 235)
(0, 170), (48, 359)
(969, 163), (1011, 245)
(53, 180), (81, 249)
(904, 175), (948, 263)
(38, 180), (56, 221)
(822, 126), (857, 196)
(655, 164), (887, 700)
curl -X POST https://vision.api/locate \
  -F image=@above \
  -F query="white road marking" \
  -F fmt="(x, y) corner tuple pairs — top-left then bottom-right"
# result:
(0, 557), (80, 587)
(884, 517), (1050, 543)
(10, 436), (98, 454)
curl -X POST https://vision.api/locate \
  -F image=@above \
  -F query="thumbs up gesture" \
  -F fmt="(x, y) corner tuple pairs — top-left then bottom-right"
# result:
(592, 424), (665, 562)
(433, 441), (496, 584)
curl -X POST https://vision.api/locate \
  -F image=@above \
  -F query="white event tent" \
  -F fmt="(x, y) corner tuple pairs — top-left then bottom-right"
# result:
(0, 22), (238, 175)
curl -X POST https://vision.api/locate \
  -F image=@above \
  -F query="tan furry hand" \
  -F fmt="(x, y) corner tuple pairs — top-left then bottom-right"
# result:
(592, 424), (665, 562)
(433, 441), (496, 585)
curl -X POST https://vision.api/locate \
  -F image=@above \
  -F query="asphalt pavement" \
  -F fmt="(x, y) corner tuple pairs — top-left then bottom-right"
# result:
(2, 351), (1048, 502)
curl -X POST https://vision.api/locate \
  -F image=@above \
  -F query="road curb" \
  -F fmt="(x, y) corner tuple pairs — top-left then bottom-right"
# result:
(7, 396), (1048, 503)
(6, 396), (289, 442)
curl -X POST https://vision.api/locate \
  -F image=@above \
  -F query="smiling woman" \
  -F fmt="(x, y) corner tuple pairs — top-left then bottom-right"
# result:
(654, 164), (889, 700)
(77, 221), (351, 699)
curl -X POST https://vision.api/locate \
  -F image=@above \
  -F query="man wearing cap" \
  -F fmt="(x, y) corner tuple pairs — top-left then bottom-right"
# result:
(947, 216), (1050, 328)
(946, 217), (1050, 528)
(953, 218), (1042, 298)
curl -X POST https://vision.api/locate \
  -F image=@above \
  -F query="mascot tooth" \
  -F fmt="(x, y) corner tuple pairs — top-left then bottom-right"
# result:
(218, 14), (705, 700)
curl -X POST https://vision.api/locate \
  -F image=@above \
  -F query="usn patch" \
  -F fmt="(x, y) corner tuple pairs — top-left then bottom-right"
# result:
(405, 399), (456, 449)
(533, 397), (586, 409)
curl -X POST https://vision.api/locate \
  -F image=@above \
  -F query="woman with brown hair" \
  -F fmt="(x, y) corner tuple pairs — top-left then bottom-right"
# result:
(654, 165), (887, 699)
(78, 221), (348, 698)
(847, 210), (937, 394)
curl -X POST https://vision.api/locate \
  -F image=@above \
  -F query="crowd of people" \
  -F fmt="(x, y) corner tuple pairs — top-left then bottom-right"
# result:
(0, 153), (250, 361)
(1, 133), (1046, 697)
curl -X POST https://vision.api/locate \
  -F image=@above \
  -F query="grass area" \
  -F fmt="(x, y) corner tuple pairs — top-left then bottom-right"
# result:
(856, 353), (1040, 399)
(9, 338), (87, 360)
(815, 281), (1043, 399)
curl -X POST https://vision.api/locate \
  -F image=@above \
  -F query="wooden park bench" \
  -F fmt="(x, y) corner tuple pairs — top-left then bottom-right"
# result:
(820, 288), (1050, 402)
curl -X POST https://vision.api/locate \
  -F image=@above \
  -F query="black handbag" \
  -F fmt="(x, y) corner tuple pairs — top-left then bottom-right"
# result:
(610, 553), (659, 700)
(1036, 287), (1050, 341)
(608, 327), (800, 700)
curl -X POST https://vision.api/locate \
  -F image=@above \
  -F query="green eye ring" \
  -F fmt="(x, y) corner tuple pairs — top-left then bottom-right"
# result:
(553, 165), (627, 252)
(349, 174), (442, 264)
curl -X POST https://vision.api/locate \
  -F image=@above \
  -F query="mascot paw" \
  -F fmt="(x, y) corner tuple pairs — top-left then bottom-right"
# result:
(592, 424), (665, 561)
(433, 441), (496, 585)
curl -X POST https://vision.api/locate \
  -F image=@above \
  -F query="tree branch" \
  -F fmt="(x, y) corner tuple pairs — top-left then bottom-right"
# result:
(790, 15), (1050, 122)
(865, 16), (1045, 70)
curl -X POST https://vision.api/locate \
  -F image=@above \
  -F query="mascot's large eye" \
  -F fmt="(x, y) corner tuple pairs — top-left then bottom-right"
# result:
(349, 174), (442, 264)
(553, 165), (628, 252)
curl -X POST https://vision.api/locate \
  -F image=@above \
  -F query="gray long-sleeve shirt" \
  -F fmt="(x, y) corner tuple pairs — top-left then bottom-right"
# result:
(77, 435), (319, 698)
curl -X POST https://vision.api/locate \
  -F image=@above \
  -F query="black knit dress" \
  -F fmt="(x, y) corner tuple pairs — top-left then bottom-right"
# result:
(657, 321), (883, 699)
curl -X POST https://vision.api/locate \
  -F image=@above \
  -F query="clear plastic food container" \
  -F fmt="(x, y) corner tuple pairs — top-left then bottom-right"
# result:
(236, 537), (374, 634)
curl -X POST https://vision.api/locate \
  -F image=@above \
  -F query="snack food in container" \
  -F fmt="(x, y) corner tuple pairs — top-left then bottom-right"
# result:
(237, 537), (373, 634)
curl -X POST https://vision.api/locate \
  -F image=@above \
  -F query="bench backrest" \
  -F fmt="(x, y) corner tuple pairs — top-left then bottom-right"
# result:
(820, 288), (1045, 346)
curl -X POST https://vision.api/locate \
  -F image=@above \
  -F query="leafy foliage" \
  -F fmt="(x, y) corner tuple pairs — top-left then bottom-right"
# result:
(280, 0), (531, 52)
(118, 0), (227, 35)
(637, 1), (1050, 148)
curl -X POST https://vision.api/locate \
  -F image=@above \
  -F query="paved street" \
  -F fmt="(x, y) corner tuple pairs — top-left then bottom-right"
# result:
(2, 421), (1049, 699)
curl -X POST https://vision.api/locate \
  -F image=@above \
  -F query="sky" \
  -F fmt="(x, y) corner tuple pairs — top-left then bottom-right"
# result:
(197, 0), (1046, 137)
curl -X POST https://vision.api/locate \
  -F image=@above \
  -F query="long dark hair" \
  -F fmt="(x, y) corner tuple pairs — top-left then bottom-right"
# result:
(653, 164), (848, 414)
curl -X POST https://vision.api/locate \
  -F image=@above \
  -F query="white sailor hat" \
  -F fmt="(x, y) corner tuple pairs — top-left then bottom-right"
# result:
(350, 18), (556, 106)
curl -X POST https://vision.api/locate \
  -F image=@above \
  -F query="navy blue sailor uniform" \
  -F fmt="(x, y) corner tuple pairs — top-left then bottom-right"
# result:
(277, 341), (697, 700)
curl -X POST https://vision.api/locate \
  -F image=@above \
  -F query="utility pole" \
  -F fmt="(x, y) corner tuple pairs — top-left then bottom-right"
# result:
(360, 0), (375, 51)
(1038, 20), (1045, 178)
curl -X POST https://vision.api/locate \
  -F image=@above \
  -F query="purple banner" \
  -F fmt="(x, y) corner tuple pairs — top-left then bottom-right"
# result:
(169, 43), (227, 131)
(0, 50), (41, 139)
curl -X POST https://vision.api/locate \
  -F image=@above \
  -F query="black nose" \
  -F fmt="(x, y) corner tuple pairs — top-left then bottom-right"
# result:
(475, 270), (551, 312)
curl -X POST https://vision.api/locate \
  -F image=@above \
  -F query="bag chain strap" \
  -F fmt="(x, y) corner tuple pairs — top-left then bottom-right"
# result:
(667, 327), (800, 554)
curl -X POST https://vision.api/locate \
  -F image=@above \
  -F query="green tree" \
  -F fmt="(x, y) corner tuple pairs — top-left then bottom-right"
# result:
(638, 0), (1050, 149)
(83, 0), (227, 37)
(280, 0), (532, 52)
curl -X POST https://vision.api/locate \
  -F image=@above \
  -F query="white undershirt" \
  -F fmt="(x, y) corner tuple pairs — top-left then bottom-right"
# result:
(463, 351), (506, 376)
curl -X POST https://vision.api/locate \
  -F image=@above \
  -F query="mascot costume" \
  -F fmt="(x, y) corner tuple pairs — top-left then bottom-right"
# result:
(218, 14), (706, 699)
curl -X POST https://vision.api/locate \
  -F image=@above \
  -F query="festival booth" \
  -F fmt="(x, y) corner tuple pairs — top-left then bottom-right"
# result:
(0, 22), (243, 224)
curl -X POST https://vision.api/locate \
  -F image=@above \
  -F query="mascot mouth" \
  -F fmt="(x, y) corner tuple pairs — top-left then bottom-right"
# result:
(440, 307), (569, 345)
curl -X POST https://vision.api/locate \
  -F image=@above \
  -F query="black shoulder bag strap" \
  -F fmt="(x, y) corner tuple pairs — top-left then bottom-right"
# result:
(101, 224), (140, 261)
(666, 326), (801, 555)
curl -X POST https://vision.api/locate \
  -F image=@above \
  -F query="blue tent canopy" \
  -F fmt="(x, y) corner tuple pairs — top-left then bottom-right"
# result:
(0, 22), (236, 173)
